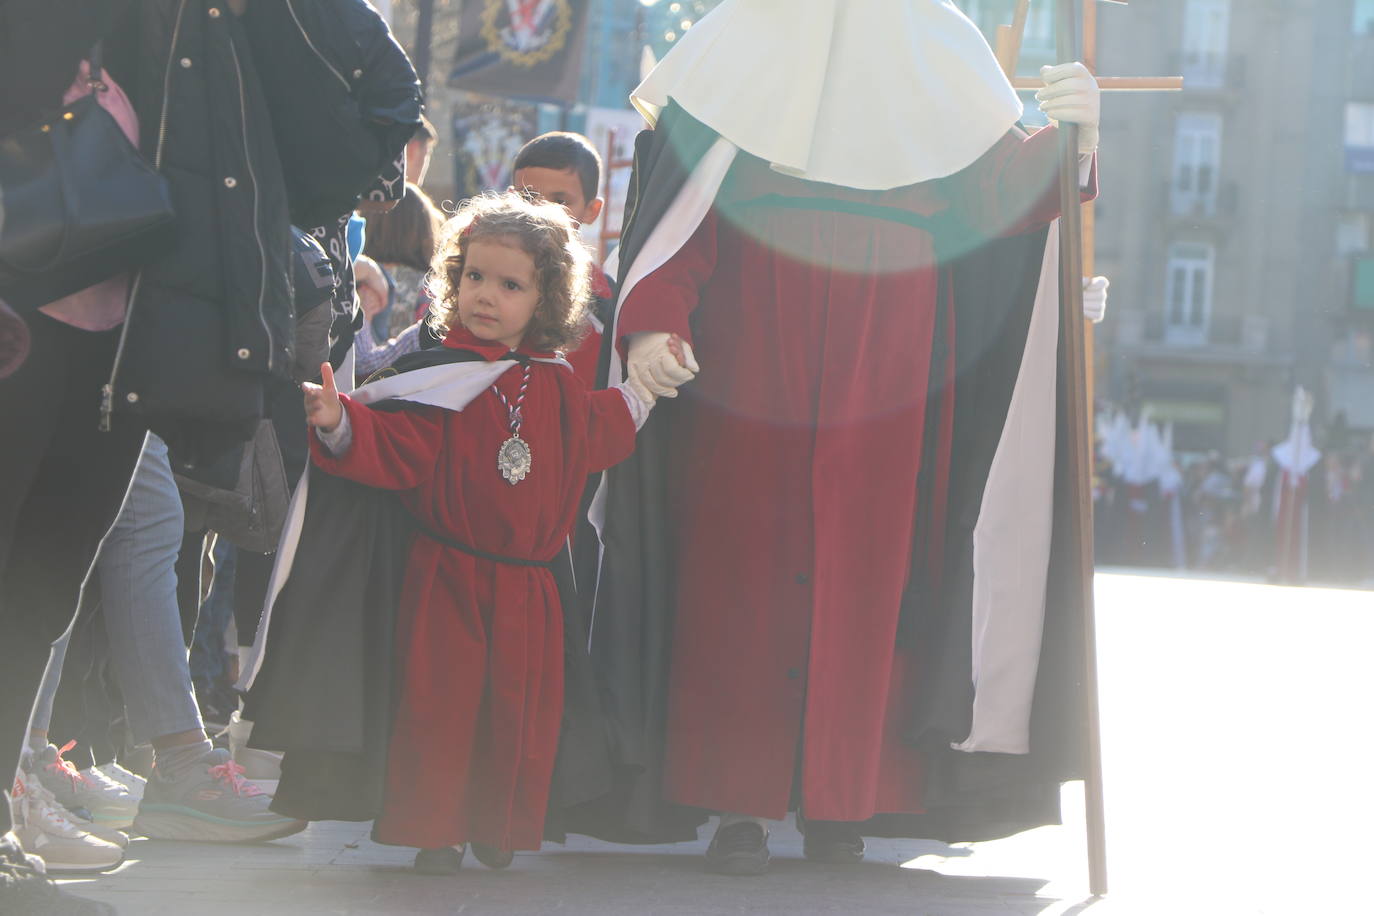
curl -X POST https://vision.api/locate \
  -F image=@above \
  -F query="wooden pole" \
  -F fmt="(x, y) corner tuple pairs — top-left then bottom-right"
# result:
(1053, 0), (1109, 898)
(1083, 0), (1098, 429)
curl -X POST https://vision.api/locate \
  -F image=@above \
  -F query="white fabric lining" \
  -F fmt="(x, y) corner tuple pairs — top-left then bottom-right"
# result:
(953, 225), (1060, 755)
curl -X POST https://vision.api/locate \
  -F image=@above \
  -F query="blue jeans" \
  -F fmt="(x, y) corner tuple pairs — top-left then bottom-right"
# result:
(28, 434), (204, 747)
(189, 538), (236, 708)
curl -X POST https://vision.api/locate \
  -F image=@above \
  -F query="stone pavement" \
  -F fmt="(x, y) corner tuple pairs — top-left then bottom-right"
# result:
(55, 573), (1374, 915)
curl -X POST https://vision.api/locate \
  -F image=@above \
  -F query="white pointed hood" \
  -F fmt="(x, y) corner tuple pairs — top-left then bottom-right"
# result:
(630, 0), (1024, 191)
(1271, 427), (1321, 477)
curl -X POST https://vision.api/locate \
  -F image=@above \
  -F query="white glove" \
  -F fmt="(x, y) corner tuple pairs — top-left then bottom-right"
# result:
(625, 331), (699, 405)
(1083, 275), (1109, 323)
(1037, 62), (1100, 155)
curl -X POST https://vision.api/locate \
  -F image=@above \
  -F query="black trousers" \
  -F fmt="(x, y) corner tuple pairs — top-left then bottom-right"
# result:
(0, 313), (146, 834)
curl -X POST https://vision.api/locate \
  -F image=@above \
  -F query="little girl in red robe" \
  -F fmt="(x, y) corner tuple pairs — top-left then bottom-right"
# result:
(300, 192), (692, 875)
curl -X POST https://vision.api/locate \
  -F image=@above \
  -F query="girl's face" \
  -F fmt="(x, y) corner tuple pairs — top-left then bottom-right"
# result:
(456, 237), (541, 351)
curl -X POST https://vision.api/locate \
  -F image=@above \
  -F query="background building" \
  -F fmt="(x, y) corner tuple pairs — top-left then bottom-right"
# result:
(964, 0), (1374, 458)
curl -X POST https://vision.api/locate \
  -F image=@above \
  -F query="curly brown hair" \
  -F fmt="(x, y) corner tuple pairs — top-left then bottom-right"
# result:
(428, 191), (592, 353)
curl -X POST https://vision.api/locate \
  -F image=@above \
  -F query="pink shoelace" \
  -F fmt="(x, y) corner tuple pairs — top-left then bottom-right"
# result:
(44, 740), (93, 789)
(207, 758), (265, 797)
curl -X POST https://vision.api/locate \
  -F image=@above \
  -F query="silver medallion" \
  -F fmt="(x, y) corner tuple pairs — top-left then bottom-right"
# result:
(497, 435), (532, 485)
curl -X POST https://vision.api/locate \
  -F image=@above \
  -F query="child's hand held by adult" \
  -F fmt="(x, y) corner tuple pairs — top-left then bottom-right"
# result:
(303, 361), (344, 432)
(626, 331), (698, 404)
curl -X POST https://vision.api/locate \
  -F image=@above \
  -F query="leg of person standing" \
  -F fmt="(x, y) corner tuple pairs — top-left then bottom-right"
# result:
(53, 434), (304, 843)
(19, 624), (131, 872)
(0, 313), (146, 910)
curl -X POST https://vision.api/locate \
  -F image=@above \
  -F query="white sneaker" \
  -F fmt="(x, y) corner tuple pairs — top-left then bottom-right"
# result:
(11, 770), (124, 875)
(34, 742), (138, 829)
(64, 808), (130, 851)
(97, 762), (147, 803)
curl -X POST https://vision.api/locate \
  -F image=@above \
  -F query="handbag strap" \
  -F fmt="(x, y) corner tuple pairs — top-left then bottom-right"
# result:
(87, 43), (108, 92)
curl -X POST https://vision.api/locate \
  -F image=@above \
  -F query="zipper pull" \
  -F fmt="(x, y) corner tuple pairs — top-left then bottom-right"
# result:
(99, 383), (114, 432)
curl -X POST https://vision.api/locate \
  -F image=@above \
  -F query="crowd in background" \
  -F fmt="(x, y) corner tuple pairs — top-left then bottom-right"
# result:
(1094, 406), (1374, 586)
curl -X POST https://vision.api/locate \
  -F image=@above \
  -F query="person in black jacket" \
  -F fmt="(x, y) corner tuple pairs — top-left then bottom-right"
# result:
(1, 1), (155, 909)
(0, 1), (419, 908)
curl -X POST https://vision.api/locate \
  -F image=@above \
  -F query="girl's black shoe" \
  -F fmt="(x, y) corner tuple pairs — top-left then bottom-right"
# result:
(471, 842), (515, 869)
(414, 845), (465, 875)
(704, 821), (770, 876)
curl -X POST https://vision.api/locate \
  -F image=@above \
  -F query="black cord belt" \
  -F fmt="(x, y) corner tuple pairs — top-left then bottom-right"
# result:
(416, 526), (554, 568)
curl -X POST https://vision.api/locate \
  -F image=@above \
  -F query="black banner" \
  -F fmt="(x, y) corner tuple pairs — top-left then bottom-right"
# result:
(450, 0), (590, 104)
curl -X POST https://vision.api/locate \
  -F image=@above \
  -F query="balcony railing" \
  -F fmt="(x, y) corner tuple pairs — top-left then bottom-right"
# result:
(1167, 52), (1246, 93)
(1125, 311), (1269, 354)
(1166, 179), (1239, 222)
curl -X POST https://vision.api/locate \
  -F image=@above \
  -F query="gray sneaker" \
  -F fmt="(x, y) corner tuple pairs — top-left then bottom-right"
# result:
(131, 749), (306, 843)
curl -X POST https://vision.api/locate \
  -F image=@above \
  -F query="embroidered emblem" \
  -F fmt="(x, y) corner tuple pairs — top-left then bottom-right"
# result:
(480, 0), (572, 67)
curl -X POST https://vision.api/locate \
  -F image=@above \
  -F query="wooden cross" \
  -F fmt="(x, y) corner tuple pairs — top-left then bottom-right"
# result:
(997, 0), (1183, 406)
(993, 0), (1183, 901)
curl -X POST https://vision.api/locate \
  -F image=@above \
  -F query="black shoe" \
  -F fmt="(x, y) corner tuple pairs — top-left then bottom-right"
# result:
(0, 832), (116, 915)
(414, 845), (465, 876)
(705, 822), (770, 876)
(470, 842), (514, 869)
(799, 817), (866, 864)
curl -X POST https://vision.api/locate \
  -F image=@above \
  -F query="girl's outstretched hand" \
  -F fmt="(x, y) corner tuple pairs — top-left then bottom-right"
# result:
(303, 361), (344, 432)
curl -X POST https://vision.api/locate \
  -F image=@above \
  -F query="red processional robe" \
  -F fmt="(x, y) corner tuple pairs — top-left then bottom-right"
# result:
(308, 327), (636, 850)
(614, 125), (1095, 822)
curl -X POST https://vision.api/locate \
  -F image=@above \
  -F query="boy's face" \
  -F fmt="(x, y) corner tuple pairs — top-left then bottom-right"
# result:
(407, 137), (434, 187)
(512, 166), (603, 228)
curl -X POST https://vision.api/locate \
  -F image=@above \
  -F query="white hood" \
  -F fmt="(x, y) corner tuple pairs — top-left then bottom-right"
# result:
(631, 0), (1024, 191)
(1271, 426), (1321, 477)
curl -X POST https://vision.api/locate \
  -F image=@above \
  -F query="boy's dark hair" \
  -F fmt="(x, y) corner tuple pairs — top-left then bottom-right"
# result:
(513, 131), (602, 203)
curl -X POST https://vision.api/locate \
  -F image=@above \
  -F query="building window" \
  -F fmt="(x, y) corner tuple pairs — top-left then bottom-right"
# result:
(1346, 103), (1374, 172)
(957, 1), (1051, 54)
(1353, 257), (1374, 311)
(1171, 113), (1222, 216)
(1021, 2), (1054, 53)
(1338, 213), (1371, 255)
(1356, 0), (1374, 36)
(1181, 0), (1230, 88)
(1165, 244), (1214, 344)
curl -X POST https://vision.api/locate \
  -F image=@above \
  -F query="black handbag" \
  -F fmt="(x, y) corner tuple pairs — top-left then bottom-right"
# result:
(0, 46), (176, 312)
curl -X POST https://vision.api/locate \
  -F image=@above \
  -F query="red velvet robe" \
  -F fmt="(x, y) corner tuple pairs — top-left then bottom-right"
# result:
(309, 327), (636, 850)
(616, 126), (1095, 821)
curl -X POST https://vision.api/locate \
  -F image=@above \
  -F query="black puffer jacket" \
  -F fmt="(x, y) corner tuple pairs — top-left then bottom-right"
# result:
(100, 0), (420, 470)
(105, 0), (294, 463)
(242, 0), (423, 228)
